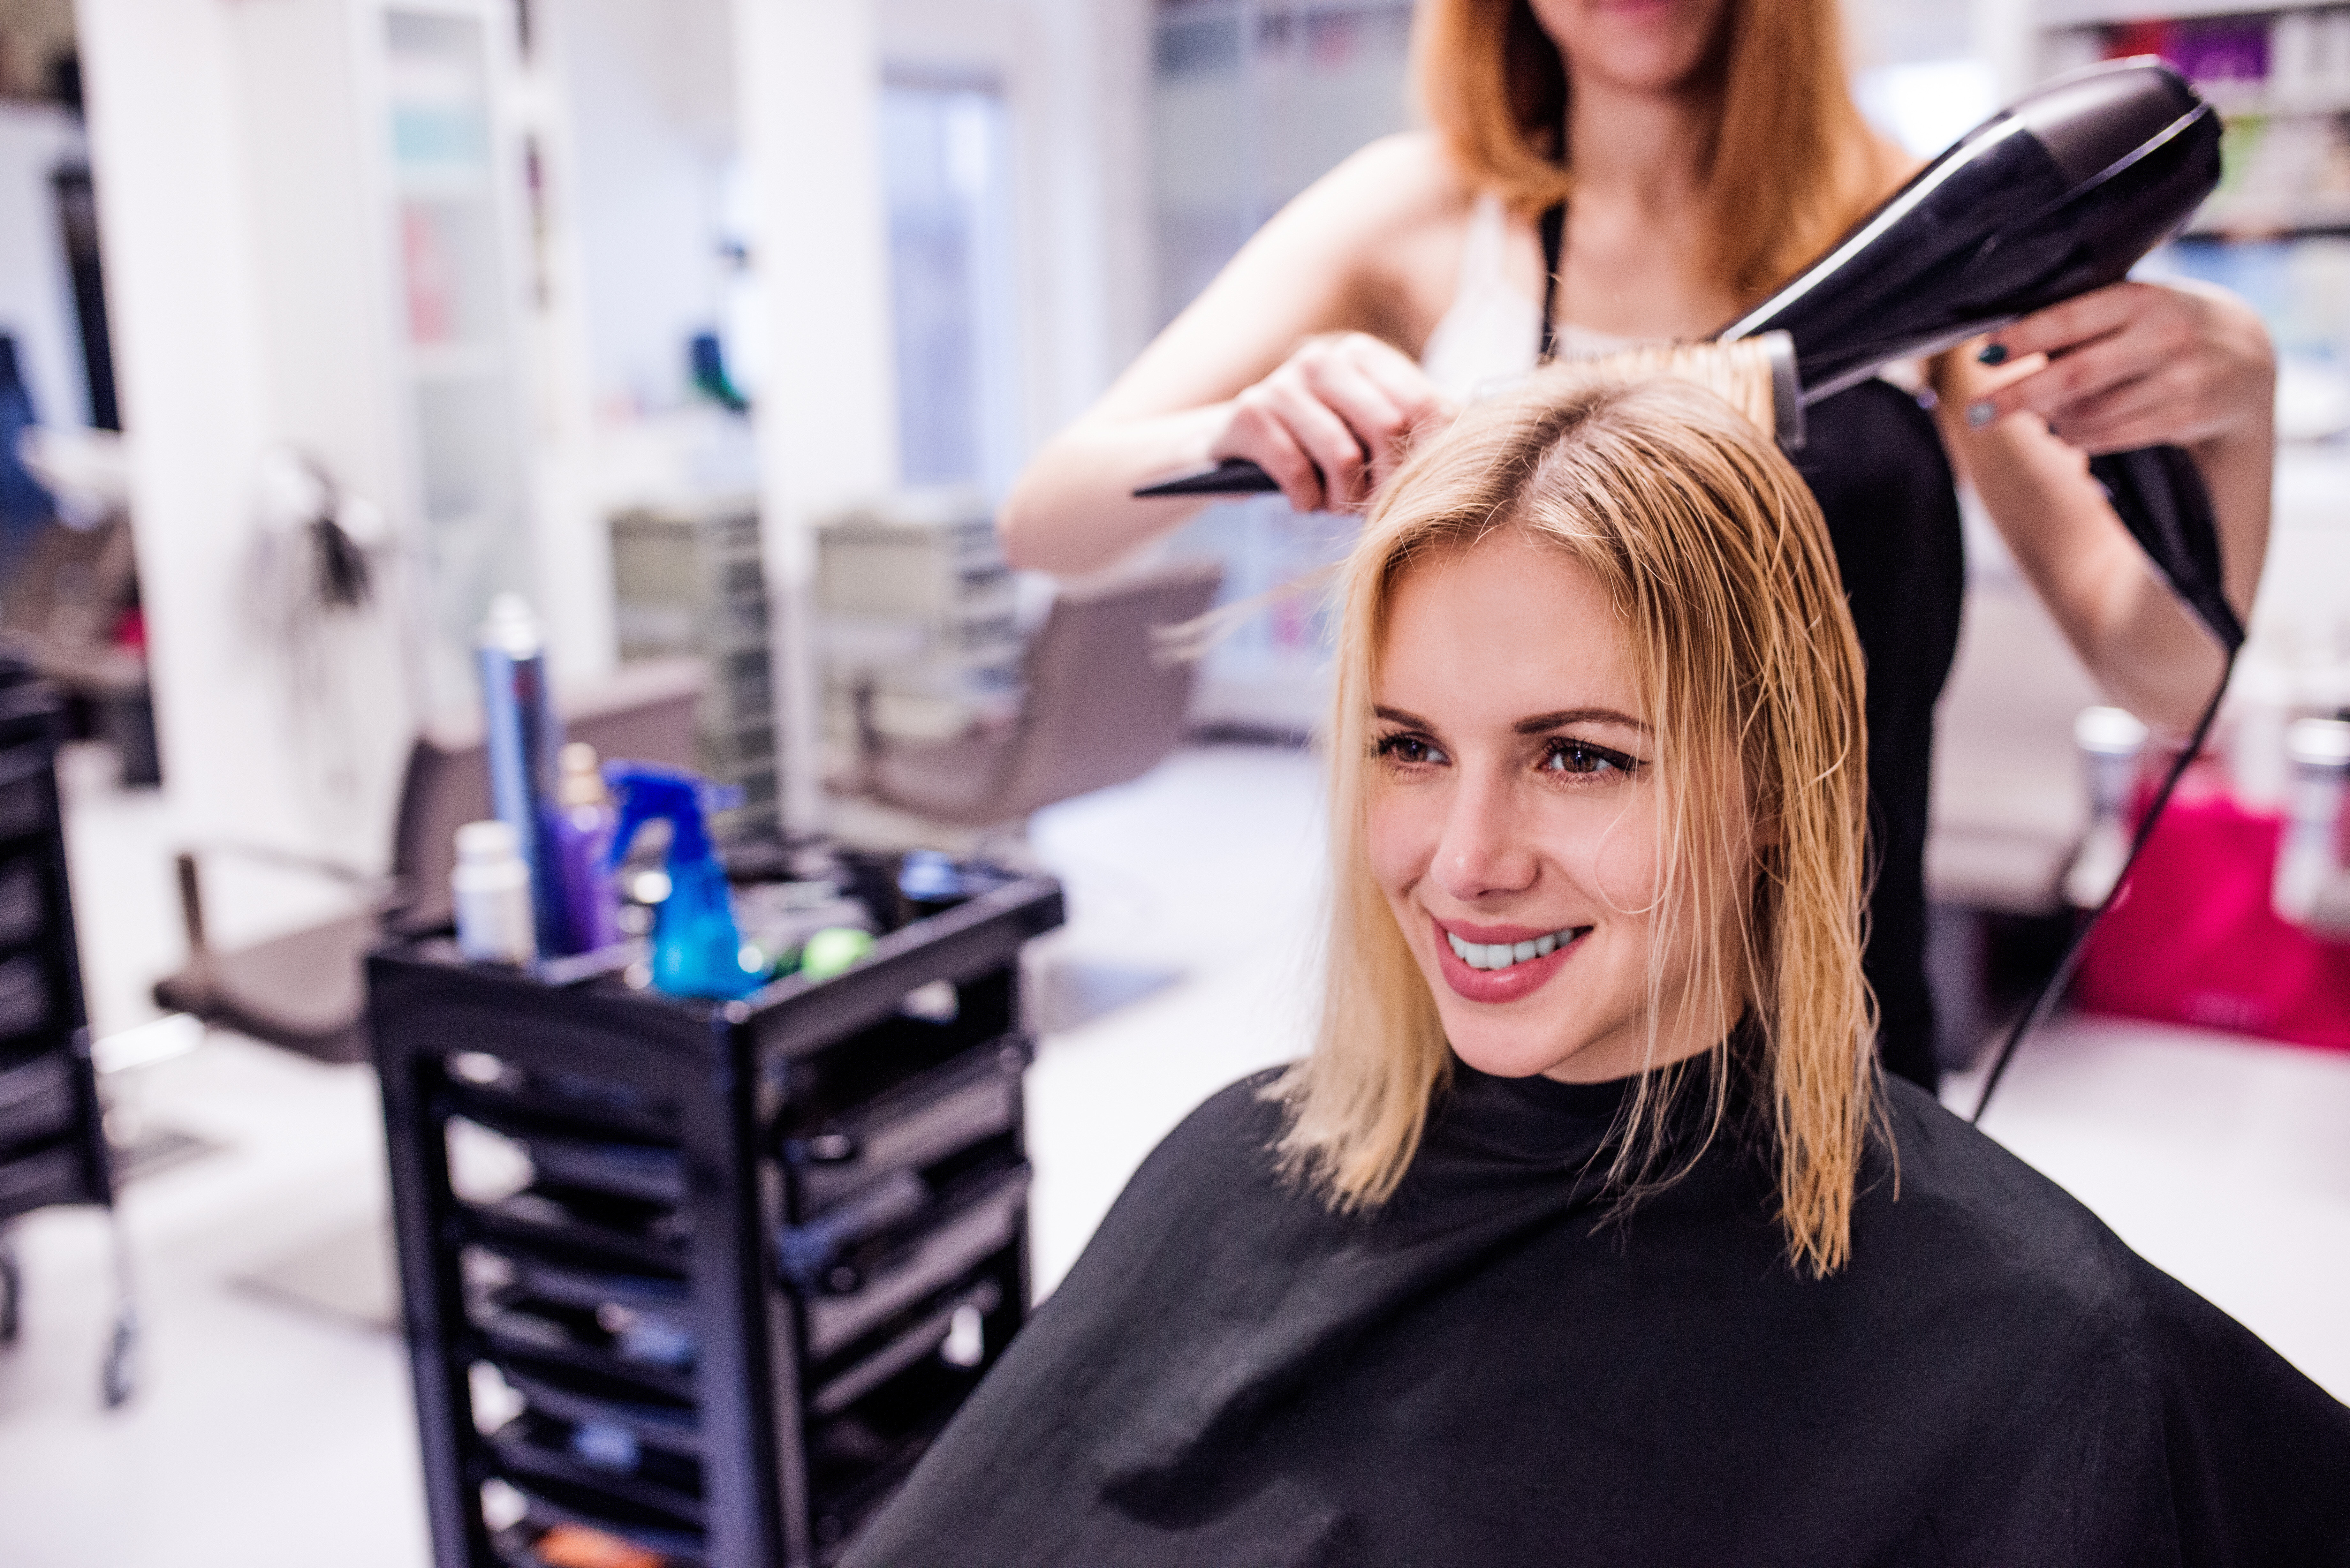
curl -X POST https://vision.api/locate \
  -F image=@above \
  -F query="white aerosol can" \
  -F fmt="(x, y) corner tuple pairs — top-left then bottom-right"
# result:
(453, 819), (537, 965)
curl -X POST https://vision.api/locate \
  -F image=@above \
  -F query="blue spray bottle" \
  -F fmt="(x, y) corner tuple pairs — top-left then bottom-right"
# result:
(605, 762), (764, 1000)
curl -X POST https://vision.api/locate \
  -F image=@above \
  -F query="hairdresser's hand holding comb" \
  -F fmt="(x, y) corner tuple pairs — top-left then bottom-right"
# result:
(1208, 332), (1456, 516)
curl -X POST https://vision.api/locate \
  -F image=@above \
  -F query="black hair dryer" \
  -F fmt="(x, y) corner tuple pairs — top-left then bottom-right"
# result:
(1723, 57), (2220, 400)
(1722, 55), (2240, 651)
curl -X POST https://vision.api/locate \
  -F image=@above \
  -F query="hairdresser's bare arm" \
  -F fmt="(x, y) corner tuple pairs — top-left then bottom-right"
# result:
(1935, 281), (2274, 733)
(999, 135), (1466, 576)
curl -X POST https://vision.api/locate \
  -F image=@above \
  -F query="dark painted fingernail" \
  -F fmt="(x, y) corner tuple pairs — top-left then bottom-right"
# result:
(1977, 343), (2008, 366)
(1966, 401), (1995, 429)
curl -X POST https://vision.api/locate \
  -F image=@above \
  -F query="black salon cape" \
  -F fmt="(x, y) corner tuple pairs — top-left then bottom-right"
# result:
(848, 1064), (2350, 1566)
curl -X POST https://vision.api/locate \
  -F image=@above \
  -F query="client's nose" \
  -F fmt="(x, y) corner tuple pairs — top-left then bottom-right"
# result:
(1431, 765), (1537, 903)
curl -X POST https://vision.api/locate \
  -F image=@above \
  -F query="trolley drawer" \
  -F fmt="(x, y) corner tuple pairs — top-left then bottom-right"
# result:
(0, 749), (51, 844)
(785, 1037), (1026, 1216)
(0, 955), (53, 1044)
(456, 1101), (687, 1209)
(0, 1042), (73, 1154)
(500, 1473), (709, 1568)
(0, 858), (46, 951)
(799, 1161), (1028, 1361)
(487, 1409), (705, 1532)
(0, 1136), (85, 1220)
(0, 1034), (73, 1147)
(494, 1351), (703, 1456)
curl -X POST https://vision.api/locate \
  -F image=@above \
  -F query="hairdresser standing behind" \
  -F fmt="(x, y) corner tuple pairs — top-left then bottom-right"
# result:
(998, 0), (2275, 1090)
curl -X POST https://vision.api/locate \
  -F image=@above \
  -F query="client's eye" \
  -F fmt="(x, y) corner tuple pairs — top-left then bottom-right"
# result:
(1375, 732), (1448, 768)
(1542, 739), (1638, 778)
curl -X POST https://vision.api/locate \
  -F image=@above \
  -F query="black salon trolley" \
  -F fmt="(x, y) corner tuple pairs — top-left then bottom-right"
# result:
(370, 865), (1063, 1568)
(0, 649), (132, 1406)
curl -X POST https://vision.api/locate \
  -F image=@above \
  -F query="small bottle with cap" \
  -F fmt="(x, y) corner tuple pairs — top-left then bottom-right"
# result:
(452, 819), (537, 965)
(2274, 717), (2350, 932)
(550, 742), (620, 954)
(2066, 705), (2150, 910)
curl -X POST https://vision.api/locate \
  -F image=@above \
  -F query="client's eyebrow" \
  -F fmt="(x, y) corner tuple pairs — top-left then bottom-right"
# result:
(1373, 705), (1650, 736)
(1512, 708), (1651, 736)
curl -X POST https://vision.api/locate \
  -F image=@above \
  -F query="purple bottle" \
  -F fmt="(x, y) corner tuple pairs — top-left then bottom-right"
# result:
(551, 742), (621, 954)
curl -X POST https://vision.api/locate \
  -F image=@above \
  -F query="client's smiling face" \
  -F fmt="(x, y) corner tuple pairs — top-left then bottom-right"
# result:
(1368, 527), (1738, 1084)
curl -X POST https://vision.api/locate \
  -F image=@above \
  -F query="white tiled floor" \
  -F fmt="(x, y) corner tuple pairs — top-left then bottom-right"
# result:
(2, 742), (2345, 1566)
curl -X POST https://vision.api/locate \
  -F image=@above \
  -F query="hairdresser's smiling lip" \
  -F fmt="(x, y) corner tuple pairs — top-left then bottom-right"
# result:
(1430, 915), (1588, 1005)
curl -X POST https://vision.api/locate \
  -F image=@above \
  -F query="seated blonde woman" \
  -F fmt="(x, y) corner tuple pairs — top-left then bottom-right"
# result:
(848, 376), (2350, 1566)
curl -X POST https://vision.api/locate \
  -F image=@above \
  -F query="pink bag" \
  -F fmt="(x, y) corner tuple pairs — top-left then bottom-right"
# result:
(2076, 773), (2350, 1050)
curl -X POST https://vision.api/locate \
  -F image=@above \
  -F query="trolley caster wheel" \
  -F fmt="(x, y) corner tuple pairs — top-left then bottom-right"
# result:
(100, 1315), (135, 1408)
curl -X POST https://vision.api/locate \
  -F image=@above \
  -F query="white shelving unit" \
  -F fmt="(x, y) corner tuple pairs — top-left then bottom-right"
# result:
(2036, 0), (2350, 237)
(377, 4), (544, 713)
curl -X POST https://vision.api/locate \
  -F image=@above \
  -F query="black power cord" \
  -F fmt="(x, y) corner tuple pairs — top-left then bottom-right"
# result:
(1969, 444), (2244, 1125)
(1970, 652), (2237, 1125)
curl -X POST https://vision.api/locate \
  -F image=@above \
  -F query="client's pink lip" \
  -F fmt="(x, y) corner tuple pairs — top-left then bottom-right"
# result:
(1430, 915), (1587, 1005)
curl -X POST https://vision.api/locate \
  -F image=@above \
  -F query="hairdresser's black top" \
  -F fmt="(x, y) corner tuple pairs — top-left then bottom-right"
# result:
(849, 1060), (2350, 1567)
(1793, 381), (1966, 1091)
(1541, 190), (1961, 1089)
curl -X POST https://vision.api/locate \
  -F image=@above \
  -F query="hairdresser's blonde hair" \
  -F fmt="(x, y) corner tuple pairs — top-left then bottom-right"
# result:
(1270, 373), (1876, 1276)
(1412, 0), (1906, 300)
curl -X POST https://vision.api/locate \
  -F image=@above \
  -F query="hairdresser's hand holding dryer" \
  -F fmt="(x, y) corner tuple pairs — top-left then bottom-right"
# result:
(1002, 0), (2274, 1090)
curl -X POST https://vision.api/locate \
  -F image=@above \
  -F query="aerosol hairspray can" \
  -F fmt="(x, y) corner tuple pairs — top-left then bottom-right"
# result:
(476, 594), (564, 957)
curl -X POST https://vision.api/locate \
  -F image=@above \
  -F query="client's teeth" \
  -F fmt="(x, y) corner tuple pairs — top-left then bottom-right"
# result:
(1445, 928), (1576, 971)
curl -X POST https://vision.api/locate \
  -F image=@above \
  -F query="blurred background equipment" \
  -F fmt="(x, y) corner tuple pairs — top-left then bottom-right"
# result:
(846, 559), (1222, 834)
(2075, 710), (2350, 1050)
(610, 497), (780, 832)
(0, 648), (133, 1406)
(2, 421), (149, 785)
(816, 493), (1022, 769)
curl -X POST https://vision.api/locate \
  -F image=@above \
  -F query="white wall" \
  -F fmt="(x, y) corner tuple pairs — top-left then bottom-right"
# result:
(74, 0), (322, 867)
(0, 99), (88, 430)
(73, 0), (458, 891)
(733, 0), (901, 830)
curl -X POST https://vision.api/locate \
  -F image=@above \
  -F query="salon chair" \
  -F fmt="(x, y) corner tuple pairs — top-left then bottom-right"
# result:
(851, 560), (1223, 830)
(153, 658), (705, 1064)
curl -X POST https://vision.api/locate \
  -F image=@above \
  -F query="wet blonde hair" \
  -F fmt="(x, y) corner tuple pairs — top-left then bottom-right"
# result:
(1269, 372), (1876, 1275)
(1411, 0), (1907, 299)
